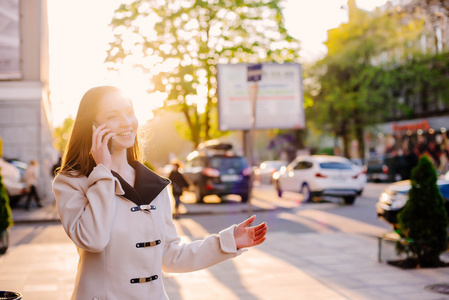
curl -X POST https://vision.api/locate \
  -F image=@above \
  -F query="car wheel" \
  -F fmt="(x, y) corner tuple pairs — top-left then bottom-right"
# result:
(275, 180), (283, 198)
(195, 185), (204, 203)
(8, 195), (22, 208)
(240, 193), (249, 203)
(343, 196), (356, 205)
(301, 183), (312, 202)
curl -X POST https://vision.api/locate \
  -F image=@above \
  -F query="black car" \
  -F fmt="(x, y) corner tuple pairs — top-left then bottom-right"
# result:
(376, 179), (449, 229)
(183, 141), (251, 203)
(366, 155), (417, 182)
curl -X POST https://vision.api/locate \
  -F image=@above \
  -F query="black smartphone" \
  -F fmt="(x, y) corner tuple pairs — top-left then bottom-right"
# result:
(93, 122), (113, 154)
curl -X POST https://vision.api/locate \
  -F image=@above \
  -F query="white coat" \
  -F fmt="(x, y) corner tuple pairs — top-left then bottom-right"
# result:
(53, 162), (245, 300)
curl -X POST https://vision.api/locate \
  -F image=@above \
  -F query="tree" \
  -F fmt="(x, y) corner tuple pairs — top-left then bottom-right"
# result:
(396, 155), (448, 267)
(53, 117), (74, 156)
(106, 0), (299, 147)
(308, 1), (423, 157)
(0, 173), (13, 254)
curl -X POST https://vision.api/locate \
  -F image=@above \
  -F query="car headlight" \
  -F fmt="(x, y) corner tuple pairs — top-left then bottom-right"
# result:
(379, 192), (392, 204)
(390, 193), (408, 209)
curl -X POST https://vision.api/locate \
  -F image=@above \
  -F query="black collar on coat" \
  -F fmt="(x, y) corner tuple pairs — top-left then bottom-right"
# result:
(111, 161), (170, 205)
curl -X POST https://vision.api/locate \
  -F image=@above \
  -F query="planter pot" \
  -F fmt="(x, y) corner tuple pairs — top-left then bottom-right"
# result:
(0, 291), (22, 299)
(0, 229), (9, 255)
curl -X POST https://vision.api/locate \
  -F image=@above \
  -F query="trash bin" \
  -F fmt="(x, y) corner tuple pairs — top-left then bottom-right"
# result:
(0, 291), (22, 300)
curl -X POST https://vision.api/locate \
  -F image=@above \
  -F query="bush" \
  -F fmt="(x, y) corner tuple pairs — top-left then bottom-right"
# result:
(396, 155), (449, 267)
(0, 173), (13, 232)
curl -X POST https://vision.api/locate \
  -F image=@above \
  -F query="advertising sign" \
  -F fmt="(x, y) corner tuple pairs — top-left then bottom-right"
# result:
(217, 63), (304, 130)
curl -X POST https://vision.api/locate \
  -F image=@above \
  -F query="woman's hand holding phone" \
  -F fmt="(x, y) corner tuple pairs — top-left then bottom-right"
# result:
(91, 123), (115, 170)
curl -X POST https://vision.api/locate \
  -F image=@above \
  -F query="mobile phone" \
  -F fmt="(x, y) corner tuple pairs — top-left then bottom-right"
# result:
(93, 122), (113, 154)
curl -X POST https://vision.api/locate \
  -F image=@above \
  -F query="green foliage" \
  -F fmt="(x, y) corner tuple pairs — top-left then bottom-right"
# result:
(106, 0), (300, 147)
(0, 173), (13, 232)
(396, 155), (449, 267)
(373, 53), (449, 118)
(316, 147), (334, 155)
(307, 4), (426, 157)
(53, 117), (74, 155)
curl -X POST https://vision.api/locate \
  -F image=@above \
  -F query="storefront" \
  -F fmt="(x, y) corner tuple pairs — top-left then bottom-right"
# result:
(365, 116), (449, 176)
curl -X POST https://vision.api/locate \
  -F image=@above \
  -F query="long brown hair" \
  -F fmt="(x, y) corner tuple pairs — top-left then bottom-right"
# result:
(59, 86), (140, 177)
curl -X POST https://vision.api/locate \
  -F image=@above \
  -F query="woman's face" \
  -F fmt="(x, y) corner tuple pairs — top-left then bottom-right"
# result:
(94, 91), (138, 151)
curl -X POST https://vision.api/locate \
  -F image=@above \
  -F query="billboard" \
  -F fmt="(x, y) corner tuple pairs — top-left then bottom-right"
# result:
(217, 63), (304, 131)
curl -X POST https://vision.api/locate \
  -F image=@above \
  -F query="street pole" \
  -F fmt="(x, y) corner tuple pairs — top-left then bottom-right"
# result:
(246, 64), (262, 218)
(247, 82), (258, 217)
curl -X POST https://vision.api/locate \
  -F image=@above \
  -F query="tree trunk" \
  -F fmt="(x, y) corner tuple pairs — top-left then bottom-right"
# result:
(182, 107), (200, 148)
(204, 65), (212, 141)
(354, 116), (365, 159)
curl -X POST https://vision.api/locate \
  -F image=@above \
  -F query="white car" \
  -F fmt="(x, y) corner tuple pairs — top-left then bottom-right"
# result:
(0, 158), (28, 206)
(273, 155), (366, 204)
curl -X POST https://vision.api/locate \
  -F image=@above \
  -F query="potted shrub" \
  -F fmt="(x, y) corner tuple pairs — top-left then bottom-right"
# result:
(395, 155), (449, 268)
(0, 172), (13, 254)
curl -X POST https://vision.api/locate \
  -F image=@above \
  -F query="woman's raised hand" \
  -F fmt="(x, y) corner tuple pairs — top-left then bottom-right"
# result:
(234, 215), (268, 249)
(91, 123), (114, 170)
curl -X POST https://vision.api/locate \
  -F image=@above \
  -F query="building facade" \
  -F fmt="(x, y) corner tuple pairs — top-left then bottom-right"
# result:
(0, 0), (56, 200)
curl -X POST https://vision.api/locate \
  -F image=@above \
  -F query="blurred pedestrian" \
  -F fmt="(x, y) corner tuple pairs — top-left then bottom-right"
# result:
(53, 86), (268, 300)
(24, 160), (42, 210)
(168, 162), (189, 218)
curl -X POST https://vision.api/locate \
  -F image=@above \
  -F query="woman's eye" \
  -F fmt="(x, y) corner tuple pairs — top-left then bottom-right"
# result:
(106, 115), (118, 120)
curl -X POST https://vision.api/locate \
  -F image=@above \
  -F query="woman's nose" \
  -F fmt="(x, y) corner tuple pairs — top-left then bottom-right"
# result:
(120, 114), (133, 125)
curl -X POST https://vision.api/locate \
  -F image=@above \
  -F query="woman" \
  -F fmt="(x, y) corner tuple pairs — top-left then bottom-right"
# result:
(53, 86), (267, 300)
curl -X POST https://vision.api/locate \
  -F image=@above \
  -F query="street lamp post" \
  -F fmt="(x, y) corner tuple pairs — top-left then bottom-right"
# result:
(246, 64), (262, 217)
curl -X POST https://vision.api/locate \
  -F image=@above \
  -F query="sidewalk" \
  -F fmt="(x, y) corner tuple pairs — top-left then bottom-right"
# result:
(2, 194), (449, 299)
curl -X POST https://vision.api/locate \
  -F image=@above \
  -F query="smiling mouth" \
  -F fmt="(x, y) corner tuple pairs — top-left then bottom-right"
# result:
(116, 131), (133, 137)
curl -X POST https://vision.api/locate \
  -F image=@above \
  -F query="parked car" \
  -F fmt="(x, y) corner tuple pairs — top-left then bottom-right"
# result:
(273, 155), (366, 205)
(254, 160), (288, 185)
(183, 141), (252, 203)
(365, 155), (417, 182)
(376, 179), (449, 229)
(0, 158), (28, 207)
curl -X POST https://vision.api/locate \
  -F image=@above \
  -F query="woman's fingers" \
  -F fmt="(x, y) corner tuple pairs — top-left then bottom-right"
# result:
(239, 215), (256, 228)
(102, 132), (115, 149)
(252, 237), (266, 246)
(90, 124), (114, 169)
(92, 124), (111, 152)
(253, 222), (267, 231)
(255, 227), (268, 240)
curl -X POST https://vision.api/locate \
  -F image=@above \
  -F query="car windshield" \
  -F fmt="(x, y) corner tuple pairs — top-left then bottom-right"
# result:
(319, 161), (353, 170)
(210, 156), (248, 172)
